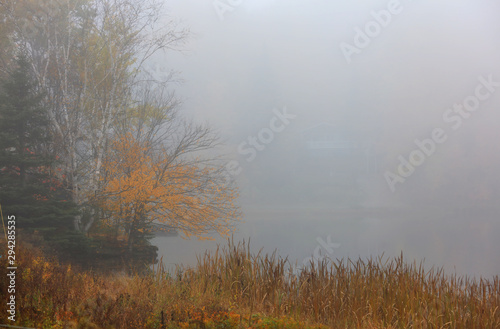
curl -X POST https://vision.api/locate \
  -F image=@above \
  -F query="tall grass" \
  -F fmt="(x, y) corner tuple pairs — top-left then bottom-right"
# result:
(191, 239), (499, 328)
(0, 238), (498, 328)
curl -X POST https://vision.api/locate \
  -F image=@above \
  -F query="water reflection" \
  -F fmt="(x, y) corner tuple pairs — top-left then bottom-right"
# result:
(153, 205), (499, 279)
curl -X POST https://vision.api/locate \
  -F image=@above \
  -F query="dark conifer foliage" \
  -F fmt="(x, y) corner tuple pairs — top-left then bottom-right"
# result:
(0, 55), (89, 259)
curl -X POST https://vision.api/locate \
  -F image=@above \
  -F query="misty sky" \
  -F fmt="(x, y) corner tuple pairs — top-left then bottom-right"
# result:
(150, 0), (500, 278)
(162, 0), (500, 132)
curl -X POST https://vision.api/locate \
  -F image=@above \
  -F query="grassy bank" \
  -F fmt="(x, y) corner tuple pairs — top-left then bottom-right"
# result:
(0, 239), (498, 328)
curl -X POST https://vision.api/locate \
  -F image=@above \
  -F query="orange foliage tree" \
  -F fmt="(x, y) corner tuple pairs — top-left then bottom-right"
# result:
(94, 131), (241, 250)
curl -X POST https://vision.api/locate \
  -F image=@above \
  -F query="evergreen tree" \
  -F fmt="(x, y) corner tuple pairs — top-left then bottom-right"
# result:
(0, 56), (88, 259)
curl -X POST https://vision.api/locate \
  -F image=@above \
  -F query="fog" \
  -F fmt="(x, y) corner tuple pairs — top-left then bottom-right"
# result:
(151, 0), (500, 278)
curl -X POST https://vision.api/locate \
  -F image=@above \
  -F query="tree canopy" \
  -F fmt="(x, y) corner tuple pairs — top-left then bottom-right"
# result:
(0, 0), (241, 268)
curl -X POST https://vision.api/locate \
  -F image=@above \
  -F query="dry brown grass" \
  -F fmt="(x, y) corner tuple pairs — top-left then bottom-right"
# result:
(0, 238), (498, 328)
(189, 238), (500, 328)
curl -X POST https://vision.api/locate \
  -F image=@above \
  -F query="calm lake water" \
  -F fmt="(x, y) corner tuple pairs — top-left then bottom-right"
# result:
(152, 205), (500, 279)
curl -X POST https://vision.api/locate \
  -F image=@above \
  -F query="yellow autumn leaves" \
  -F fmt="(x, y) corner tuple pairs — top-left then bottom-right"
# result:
(95, 132), (240, 241)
